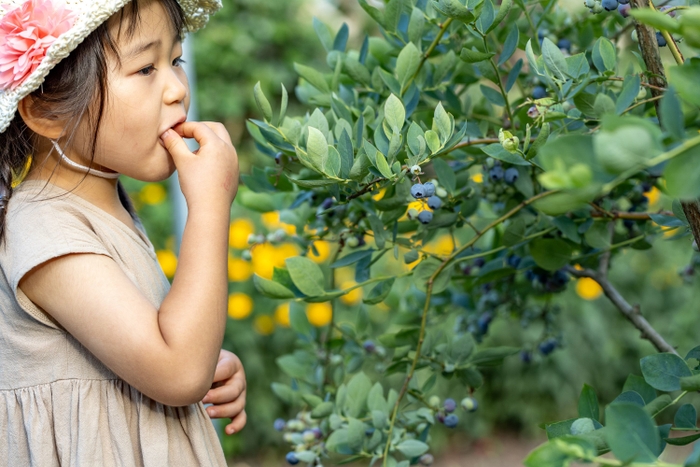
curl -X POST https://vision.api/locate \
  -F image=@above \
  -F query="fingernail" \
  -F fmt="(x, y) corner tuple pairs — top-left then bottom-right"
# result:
(202, 395), (210, 404)
(227, 427), (235, 435)
(161, 129), (172, 140)
(207, 408), (215, 417)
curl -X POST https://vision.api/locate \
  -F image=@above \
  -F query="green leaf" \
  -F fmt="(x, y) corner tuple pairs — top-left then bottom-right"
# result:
(544, 418), (577, 439)
(529, 238), (573, 271)
(396, 439), (429, 458)
(616, 75), (641, 115)
(432, 158), (456, 194)
(592, 37), (616, 73)
(311, 401), (334, 418)
(325, 146), (342, 178)
(640, 353), (693, 391)
(613, 390), (645, 406)
(498, 27), (519, 66)
(286, 177), (338, 188)
(413, 258), (453, 293)
(664, 142), (700, 199)
(623, 374), (657, 405)
(294, 62), (330, 93)
(363, 278), (395, 305)
(396, 43), (421, 89)
(578, 384), (600, 422)
(253, 274), (295, 299)
(660, 86), (685, 141)
(449, 333), (476, 363)
(425, 130), (441, 154)
(629, 9), (681, 33)
(367, 383), (388, 414)
(253, 81), (273, 122)
(680, 373), (700, 391)
(285, 256), (326, 297)
(594, 125), (662, 175)
(331, 249), (375, 269)
(668, 60), (700, 108)
(459, 47), (495, 63)
(593, 93), (615, 118)
(481, 143), (529, 166)
(480, 84), (505, 106)
(524, 435), (595, 467)
(565, 53), (589, 79)
(305, 127), (329, 171)
(502, 217), (527, 247)
(525, 39), (541, 76)
(666, 433), (700, 446)
(541, 38), (569, 81)
(584, 221), (611, 249)
(674, 404), (697, 429)
(271, 382), (296, 404)
(605, 402), (660, 463)
(313, 17), (334, 52)
(289, 301), (314, 336)
(476, 0), (495, 33)
(486, 0), (511, 33)
(384, 94), (406, 135)
(644, 394), (672, 417)
(469, 347), (520, 366)
(436, 0), (476, 23)
(433, 102), (452, 144)
(344, 372), (372, 418)
(527, 122), (550, 159)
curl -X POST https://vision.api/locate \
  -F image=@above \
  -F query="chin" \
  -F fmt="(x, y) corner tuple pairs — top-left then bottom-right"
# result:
(127, 159), (177, 183)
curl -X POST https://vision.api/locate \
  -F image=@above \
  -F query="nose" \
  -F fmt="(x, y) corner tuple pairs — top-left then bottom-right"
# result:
(164, 66), (189, 106)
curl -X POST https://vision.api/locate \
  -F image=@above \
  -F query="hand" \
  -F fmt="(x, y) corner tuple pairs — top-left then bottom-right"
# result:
(161, 121), (239, 211)
(202, 349), (247, 435)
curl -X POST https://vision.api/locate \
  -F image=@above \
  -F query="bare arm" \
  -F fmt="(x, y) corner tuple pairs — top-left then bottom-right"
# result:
(20, 121), (239, 406)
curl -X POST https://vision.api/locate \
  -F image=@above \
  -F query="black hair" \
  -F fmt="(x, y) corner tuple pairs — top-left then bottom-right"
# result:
(0, 0), (187, 244)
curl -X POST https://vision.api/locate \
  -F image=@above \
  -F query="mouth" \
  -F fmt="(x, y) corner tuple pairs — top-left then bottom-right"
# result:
(160, 116), (187, 138)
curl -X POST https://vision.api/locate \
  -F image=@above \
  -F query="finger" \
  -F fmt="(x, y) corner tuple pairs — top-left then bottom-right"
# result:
(203, 377), (245, 405)
(160, 129), (194, 162)
(170, 121), (223, 147)
(211, 353), (240, 384)
(172, 121), (231, 146)
(206, 395), (246, 420)
(223, 410), (247, 435)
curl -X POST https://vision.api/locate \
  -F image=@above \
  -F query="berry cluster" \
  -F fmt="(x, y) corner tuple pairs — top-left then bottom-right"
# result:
(408, 177), (448, 225)
(430, 396), (478, 430)
(481, 159), (519, 210)
(525, 268), (570, 293)
(275, 412), (325, 466)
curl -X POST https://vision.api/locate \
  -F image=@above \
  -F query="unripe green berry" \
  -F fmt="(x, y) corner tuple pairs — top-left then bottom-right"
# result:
(428, 395), (441, 408)
(346, 236), (360, 248)
(435, 187), (447, 198)
(461, 397), (478, 412)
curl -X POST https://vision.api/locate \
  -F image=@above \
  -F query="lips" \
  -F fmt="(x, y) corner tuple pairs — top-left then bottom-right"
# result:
(160, 116), (187, 138)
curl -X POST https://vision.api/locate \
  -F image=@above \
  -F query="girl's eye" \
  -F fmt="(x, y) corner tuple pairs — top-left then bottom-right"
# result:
(173, 57), (186, 67)
(137, 65), (155, 76)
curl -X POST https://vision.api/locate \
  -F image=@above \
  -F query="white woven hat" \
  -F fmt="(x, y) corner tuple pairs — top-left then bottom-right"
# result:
(0, 0), (221, 134)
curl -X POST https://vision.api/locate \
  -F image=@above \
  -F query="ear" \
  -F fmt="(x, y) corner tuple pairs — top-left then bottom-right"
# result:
(17, 95), (66, 140)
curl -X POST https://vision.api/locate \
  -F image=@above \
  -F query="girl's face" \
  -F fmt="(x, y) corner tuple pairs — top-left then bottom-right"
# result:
(75, 0), (190, 182)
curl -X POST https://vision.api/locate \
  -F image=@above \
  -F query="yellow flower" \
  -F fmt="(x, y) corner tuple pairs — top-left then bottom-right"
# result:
(340, 281), (362, 305)
(424, 235), (455, 255)
(228, 257), (252, 282)
(281, 223), (297, 235)
(228, 292), (253, 320)
(274, 303), (290, 327)
(229, 219), (255, 250)
(251, 243), (278, 279)
(140, 183), (167, 205)
(261, 211), (280, 228)
(156, 250), (178, 278)
(254, 315), (275, 335)
(471, 173), (483, 184)
(309, 241), (331, 264)
(276, 243), (300, 263)
(645, 186), (660, 207)
(576, 278), (602, 300)
(306, 302), (332, 327)
(372, 188), (387, 201)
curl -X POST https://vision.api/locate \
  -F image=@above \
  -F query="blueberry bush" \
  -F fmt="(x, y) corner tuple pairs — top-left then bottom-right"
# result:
(239, 0), (700, 465)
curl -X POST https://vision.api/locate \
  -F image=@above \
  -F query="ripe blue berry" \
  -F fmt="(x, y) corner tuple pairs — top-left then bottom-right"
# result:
(520, 350), (532, 363)
(363, 340), (376, 353)
(275, 152), (283, 164)
(427, 196), (442, 210)
(557, 38), (572, 52)
(418, 211), (433, 224)
(321, 197), (334, 210)
(656, 32), (667, 47)
(618, 0), (629, 4)
(286, 452), (299, 465)
(444, 398), (457, 413)
(461, 397), (478, 412)
(539, 338), (557, 355)
(489, 166), (504, 182)
(474, 258), (485, 268)
(411, 183), (426, 199)
(533, 86), (547, 99)
(365, 427), (376, 436)
(507, 254), (521, 268)
(504, 167), (519, 185)
(423, 182), (436, 197)
(618, 3), (630, 16)
(602, 0), (618, 10)
(274, 418), (286, 431)
(444, 414), (459, 428)
(436, 412), (446, 424)
(477, 313), (492, 334)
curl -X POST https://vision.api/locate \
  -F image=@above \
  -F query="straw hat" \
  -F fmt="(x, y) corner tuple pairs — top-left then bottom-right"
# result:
(0, 0), (221, 134)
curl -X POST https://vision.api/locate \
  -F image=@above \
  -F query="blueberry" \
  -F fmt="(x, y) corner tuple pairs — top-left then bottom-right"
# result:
(533, 86), (547, 99)
(477, 313), (492, 334)
(489, 166), (504, 182)
(618, 0), (629, 4)
(363, 340), (376, 353)
(321, 197), (334, 210)
(365, 427), (375, 436)
(444, 398), (457, 413)
(504, 167), (519, 185)
(527, 105), (539, 119)
(557, 38), (572, 52)
(444, 414), (459, 428)
(286, 452), (299, 465)
(420, 453), (435, 466)
(602, 0), (618, 11)
(411, 183), (426, 199)
(427, 196), (442, 210)
(312, 427), (322, 439)
(474, 258), (486, 268)
(618, 3), (630, 17)
(552, 270), (569, 287)
(418, 211), (433, 224)
(357, 235), (366, 247)
(656, 31), (667, 47)
(520, 350), (532, 363)
(436, 412), (446, 424)
(623, 219), (635, 230)
(525, 269), (536, 282)
(275, 152), (283, 164)
(460, 397), (478, 412)
(274, 418), (286, 431)
(507, 254), (521, 268)
(539, 338), (557, 355)
(423, 182), (436, 197)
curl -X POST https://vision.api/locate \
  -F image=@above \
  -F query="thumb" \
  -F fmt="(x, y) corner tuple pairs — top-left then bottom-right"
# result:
(160, 129), (192, 162)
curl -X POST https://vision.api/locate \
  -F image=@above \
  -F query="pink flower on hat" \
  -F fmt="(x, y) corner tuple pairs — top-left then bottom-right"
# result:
(0, 0), (76, 90)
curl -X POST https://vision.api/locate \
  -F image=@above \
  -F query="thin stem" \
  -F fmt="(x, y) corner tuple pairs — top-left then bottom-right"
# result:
(622, 95), (664, 114)
(400, 18), (454, 95)
(646, 1), (684, 65)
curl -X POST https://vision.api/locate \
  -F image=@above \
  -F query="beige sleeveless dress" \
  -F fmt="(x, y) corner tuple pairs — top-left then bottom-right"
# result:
(0, 180), (227, 466)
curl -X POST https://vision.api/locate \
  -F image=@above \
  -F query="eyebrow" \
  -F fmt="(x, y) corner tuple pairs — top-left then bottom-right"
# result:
(123, 33), (182, 60)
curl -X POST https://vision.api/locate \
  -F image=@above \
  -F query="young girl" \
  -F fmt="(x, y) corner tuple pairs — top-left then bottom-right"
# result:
(0, 0), (245, 464)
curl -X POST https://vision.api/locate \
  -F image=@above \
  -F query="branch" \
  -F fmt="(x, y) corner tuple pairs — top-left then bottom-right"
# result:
(631, 0), (667, 117)
(567, 266), (678, 355)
